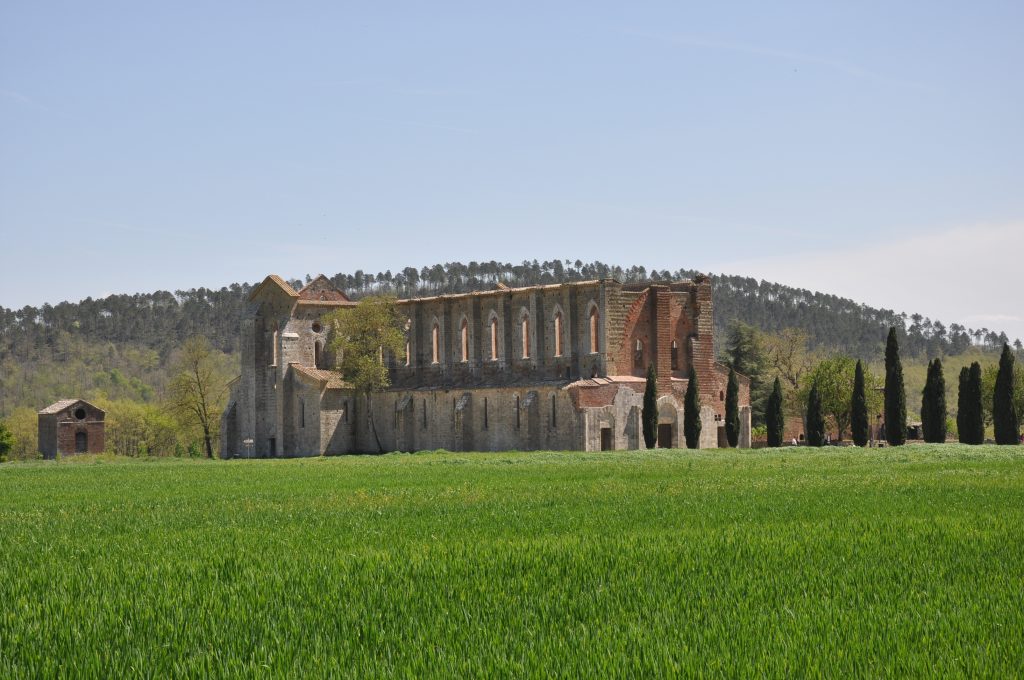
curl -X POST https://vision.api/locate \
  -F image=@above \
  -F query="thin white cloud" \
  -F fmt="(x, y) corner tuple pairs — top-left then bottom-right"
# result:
(0, 88), (32, 105)
(711, 221), (1024, 342)
(625, 30), (934, 92)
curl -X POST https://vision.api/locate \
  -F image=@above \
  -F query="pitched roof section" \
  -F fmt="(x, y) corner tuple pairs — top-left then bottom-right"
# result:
(38, 399), (81, 414)
(248, 274), (299, 302)
(38, 398), (105, 415)
(297, 274), (350, 302)
(290, 364), (350, 389)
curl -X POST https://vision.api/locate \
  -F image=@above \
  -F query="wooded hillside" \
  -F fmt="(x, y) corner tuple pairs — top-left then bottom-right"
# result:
(1, 259), (1018, 420)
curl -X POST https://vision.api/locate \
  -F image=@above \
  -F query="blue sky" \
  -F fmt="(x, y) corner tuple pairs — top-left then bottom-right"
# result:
(2, 2), (1022, 339)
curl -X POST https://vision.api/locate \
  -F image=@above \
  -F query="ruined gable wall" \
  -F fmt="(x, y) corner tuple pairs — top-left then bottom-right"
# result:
(390, 282), (604, 389)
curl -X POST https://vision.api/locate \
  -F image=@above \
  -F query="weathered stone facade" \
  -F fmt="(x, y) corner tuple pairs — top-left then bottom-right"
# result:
(221, 274), (751, 457)
(38, 399), (105, 459)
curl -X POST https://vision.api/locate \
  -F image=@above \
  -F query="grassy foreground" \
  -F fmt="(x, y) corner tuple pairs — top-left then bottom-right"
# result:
(1, 446), (1023, 677)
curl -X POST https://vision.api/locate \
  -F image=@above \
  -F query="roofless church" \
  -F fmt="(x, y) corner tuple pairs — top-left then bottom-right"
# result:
(220, 273), (751, 456)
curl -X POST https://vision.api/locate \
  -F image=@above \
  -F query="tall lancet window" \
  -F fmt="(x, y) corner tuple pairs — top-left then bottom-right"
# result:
(490, 317), (498, 361)
(553, 312), (563, 357)
(460, 319), (469, 362)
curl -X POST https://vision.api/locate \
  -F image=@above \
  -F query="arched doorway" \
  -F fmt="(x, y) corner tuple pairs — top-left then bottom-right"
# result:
(656, 398), (680, 448)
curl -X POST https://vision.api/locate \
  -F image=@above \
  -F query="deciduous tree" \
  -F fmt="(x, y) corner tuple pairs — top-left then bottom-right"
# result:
(167, 336), (232, 458)
(325, 295), (406, 452)
(0, 421), (13, 462)
(798, 355), (880, 441)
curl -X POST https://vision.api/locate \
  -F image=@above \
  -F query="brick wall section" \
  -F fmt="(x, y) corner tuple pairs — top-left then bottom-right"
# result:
(653, 286), (673, 391)
(611, 290), (649, 376)
(603, 282), (626, 374)
(38, 400), (105, 458)
(690, 275), (718, 409)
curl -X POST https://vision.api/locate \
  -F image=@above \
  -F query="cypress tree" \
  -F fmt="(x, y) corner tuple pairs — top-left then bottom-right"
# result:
(683, 365), (702, 449)
(921, 359), (934, 441)
(642, 363), (658, 449)
(957, 366), (970, 444)
(884, 327), (907, 446)
(961, 362), (985, 445)
(993, 343), (1020, 445)
(766, 377), (785, 448)
(851, 359), (869, 447)
(921, 358), (947, 443)
(932, 358), (948, 443)
(806, 382), (825, 447)
(725, 366), (739, 447)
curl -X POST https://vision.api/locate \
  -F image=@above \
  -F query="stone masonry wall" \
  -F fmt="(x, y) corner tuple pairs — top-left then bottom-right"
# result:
(357, 384), (580, 453)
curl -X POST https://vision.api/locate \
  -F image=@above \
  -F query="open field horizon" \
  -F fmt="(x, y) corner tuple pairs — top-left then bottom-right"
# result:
(2, 445), (1022, 676)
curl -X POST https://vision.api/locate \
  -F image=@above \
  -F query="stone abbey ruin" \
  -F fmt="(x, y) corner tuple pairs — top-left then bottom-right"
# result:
(221, 273), (751, 456)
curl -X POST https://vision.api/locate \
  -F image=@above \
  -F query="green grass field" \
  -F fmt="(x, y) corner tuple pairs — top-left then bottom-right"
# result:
(2, 446), (1023, 677)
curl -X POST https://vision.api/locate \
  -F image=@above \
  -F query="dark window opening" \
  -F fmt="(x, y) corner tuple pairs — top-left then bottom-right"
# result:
(74, 408), (86, 420)
(551, 395), (557, 427)
(269, 438), (277, 456)
(633, 340), (644, 370)
(422, 400), (427, 429)
(484, 397), (488, 429)
(600, 427), (613, 451)
(515, 395), (521, 429)
(312, 322), (322, 333)
(300, 400), (305, 428)
(75, 431), (87, 453)
(670, 340), (679, 370)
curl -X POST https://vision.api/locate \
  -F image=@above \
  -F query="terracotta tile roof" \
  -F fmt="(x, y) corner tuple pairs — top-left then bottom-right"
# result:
(38, 398), (105, 415)
(248, 274), (299, 301)
(38, 399), (81, 415)
(563, 375), (647, 389)
(290, 364), (350, 389)
(564, 375), (699, 390)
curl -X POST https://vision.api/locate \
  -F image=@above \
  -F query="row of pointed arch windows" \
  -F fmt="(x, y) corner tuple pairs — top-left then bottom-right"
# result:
(418, 306), (600, 365)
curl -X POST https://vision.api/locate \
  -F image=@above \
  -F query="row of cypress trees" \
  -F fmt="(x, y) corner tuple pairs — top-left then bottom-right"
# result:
(641, 330), (1019, 449)
(806, 330), (1018, 447)
(909, 337), (1019, 445)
